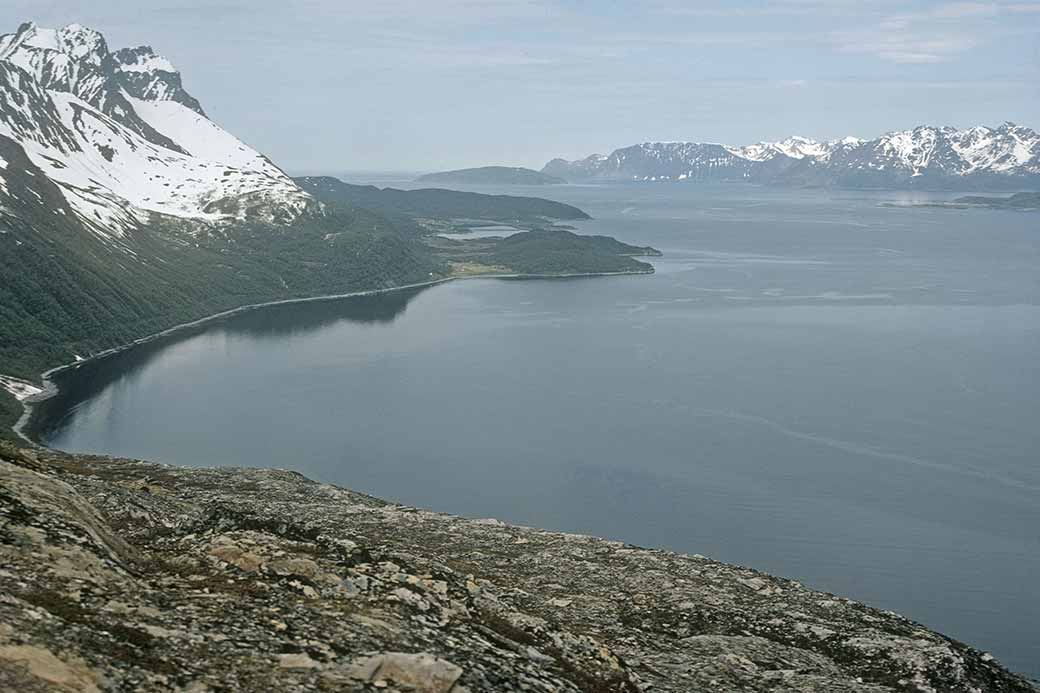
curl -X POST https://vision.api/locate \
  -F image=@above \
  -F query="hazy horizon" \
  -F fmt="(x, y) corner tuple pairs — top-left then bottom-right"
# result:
(2, 0), (1037, 172)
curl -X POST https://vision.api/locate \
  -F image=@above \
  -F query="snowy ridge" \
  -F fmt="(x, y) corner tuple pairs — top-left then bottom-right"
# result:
(0, 23), (109, 103)
(112, 45), (206, 115)
(544, 125), (1040, 188)
(0, 21), (313, 243)
(115, 50), (175, 74)
(726, 136), (831, 162)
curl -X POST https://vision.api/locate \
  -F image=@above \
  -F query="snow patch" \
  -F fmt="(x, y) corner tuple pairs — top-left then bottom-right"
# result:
(22, 27), (59, 51)
(0, 374), (42, 401)
(118, 52), (176, 73)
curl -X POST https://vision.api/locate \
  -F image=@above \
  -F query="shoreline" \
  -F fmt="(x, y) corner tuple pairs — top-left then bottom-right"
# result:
(13, 267), (654, 445)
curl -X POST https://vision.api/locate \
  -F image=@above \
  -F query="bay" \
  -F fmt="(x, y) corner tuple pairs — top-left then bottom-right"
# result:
(41, 181), (1040, 678)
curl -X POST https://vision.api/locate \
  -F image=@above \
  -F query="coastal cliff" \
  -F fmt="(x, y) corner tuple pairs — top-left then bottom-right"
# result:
(1, 443), (1034, 692)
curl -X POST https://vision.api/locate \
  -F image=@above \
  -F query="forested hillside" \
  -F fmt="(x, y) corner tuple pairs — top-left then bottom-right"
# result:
(296, 176), (589, 224)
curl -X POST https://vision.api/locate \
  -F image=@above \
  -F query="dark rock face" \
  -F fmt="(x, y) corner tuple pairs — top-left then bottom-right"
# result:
(1, 443), (1035, 692)
(0, 22), (187, 153)
(111, 46), (206, 116)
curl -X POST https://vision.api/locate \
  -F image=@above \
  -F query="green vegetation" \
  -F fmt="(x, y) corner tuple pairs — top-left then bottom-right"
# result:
(0, 391), (19, 442)
(0, 197), (443, 383)
(428, 229), (658, 276)
(416, 166), (566, 185)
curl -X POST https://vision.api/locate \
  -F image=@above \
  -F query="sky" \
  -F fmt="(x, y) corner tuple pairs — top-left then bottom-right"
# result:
(2, 1), (1038, 172)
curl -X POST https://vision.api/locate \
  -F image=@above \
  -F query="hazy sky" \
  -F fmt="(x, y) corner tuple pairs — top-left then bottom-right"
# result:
(3, 1), (1038, 172)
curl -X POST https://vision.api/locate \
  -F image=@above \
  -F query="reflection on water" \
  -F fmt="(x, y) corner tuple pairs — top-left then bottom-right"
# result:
(31, 287), (428, 440)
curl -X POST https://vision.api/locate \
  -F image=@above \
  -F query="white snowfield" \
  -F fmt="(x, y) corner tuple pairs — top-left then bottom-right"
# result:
(127, 97), (290, 175)
(0, 22), (313, 241)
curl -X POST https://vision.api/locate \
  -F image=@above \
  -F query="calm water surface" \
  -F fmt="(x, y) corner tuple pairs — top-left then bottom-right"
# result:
(42, 182), (1040, 678)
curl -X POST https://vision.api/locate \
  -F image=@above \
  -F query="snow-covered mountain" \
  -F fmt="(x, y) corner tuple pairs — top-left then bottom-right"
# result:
(725, 135), (858, 162)
(543, 125), (1040, 190)
(0, 21), (312, 244)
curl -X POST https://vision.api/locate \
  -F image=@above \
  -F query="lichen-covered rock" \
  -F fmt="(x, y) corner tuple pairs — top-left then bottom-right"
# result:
(0, 442), (1035, 692)
(347, 652), (463, 691)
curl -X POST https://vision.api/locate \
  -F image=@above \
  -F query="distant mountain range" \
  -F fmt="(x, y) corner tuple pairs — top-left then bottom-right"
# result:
(417, 166), (564, 185)
(543, 125), (1040, 190)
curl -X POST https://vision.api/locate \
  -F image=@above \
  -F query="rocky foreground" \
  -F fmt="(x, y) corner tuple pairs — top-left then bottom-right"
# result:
(0, 443), (1035, 693)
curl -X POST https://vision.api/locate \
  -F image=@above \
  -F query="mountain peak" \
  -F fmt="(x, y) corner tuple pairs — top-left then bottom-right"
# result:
(0, 19), (311, 237)
(112, 45), (205, 115)
(55, 22), (108, 61)
(113, 45), (176, 73)
(0, 22), (206, 119)
(0, 21), (109, 65)
(0, 21), (178, 146)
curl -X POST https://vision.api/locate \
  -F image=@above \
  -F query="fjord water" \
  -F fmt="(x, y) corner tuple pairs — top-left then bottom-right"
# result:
(42, 182), (1040, 678)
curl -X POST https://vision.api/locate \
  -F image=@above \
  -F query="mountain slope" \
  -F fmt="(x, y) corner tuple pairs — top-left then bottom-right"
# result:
(297, 176), (589, 223)
(0, 142), (440, 383)
(544, 124), (1040, 190)
(0, 22), (312, 238)
(2, 442), (1036, 692)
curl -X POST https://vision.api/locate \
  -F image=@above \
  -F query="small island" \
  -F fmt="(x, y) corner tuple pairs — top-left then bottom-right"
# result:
(428, 228), (660, 277)
(953, 191), (1040, 209)
(881, 191), (1040, 211)
(416, 166), (566, 185)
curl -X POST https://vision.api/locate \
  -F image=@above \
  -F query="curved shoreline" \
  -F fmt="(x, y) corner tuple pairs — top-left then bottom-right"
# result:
(13, 267), (654, 445)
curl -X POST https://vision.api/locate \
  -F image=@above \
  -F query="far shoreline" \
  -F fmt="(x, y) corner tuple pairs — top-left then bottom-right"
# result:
(13, 266), (655, 446)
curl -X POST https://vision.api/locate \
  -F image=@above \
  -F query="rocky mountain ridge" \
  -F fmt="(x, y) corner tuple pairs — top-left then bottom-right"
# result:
(543, 124), (1040, 190)
(1, 442), (1036, 692)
